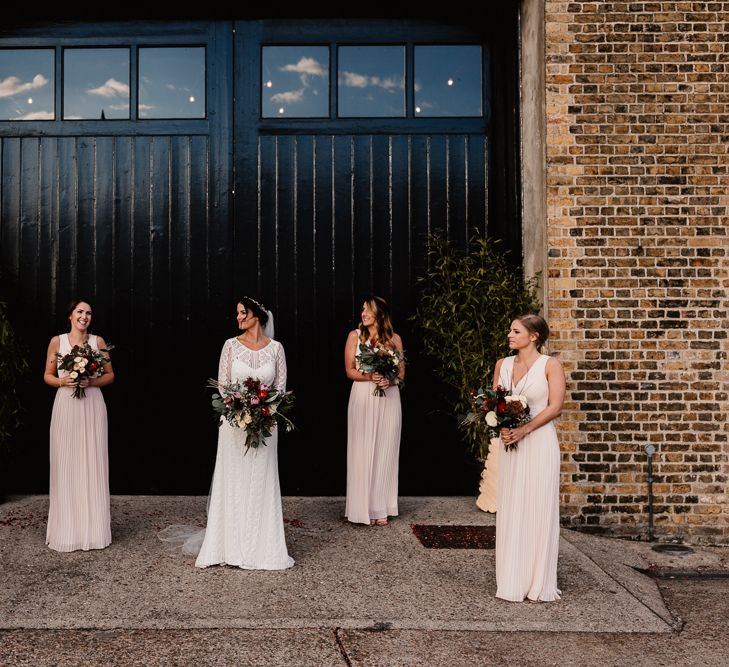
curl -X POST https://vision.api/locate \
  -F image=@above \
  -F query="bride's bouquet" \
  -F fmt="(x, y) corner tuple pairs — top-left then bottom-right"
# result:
(463, 384), (531, 451)
(356, 341), (403, 397)
(208, 377), (295, 450)
(56, 342), (113, 399)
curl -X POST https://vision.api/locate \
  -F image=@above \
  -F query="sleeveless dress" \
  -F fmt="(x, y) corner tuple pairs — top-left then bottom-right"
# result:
(495, 354), (561, 602)
(195, 338), (294, 570)
(46, 333), (111, 552)
(345, 340), (402, 525)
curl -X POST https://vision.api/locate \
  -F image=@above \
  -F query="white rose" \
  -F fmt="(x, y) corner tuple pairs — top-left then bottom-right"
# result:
(73, 356), (83, 363)
(73, 363), (81, 370)
(80, 358), (88, 366)
(69, 371), (79, 379)
(485, 411), (498, 427)
(243, 413), (253, 425)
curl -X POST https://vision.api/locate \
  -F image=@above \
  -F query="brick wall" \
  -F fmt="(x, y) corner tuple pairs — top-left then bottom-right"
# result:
(544, 2), (729, 544)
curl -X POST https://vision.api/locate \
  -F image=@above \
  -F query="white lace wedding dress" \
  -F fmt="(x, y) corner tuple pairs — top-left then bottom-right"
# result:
(162, 337), (294, 570)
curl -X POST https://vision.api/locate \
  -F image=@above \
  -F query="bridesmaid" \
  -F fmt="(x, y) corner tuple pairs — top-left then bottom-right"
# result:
(493, 314), (565, 602)
(344, 296), (404, 526)
(43, 298), (114, 552)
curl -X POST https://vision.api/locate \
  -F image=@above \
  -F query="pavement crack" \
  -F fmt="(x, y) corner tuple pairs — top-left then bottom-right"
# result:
(333, 627), (353, 666)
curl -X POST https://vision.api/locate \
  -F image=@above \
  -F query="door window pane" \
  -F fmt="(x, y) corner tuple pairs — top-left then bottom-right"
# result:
(0, 49), (54, 121)
(414, 46), (482, 117)
(262, 46), (329, 118)
(139, 47), (205, 119)
(63, 48), (130, 120)
(338, 46), (405, 117)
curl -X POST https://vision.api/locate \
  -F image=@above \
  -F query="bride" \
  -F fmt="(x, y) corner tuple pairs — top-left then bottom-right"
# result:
(161, 296), (294, 570)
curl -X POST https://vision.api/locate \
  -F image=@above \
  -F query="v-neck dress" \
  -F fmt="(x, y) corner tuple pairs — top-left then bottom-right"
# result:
(495, 354), (561, 602)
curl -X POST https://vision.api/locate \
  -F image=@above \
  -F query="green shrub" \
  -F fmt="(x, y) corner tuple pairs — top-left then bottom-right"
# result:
(412, 234), (541, 459)
(0, 299), (29, 453)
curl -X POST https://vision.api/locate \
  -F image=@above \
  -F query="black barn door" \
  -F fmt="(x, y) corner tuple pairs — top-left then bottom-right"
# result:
(0, 21), (235, 493)
(0, 14), (520, 495)
(233, 17), (520, 495)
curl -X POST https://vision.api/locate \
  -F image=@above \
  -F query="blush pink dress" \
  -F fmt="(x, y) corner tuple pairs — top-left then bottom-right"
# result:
(345, 343), (402, 525)
(46, 333), (111, 552)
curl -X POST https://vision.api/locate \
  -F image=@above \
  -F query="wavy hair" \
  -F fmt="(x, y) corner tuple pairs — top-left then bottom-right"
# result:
(358, 295), (395, 348)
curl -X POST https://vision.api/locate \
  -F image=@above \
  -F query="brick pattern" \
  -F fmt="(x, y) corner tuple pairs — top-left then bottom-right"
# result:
(544, 2), (729, 543)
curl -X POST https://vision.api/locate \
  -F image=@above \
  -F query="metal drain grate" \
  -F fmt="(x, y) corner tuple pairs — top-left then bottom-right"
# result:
(652, 544), (695, 555)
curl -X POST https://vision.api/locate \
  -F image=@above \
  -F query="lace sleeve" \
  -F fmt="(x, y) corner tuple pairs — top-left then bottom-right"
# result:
(218, 339), (232, 386)
(274, 342), (287, 392)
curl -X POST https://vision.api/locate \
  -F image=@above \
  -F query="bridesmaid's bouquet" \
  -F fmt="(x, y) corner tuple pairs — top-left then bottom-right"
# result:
(208, 377), (295, 450)
(56, 342), (113, 399)
(463, 385), (531, 451)
(356, 342), (403, 397)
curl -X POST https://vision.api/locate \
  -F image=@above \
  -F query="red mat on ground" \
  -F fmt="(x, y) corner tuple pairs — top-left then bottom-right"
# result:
(410, 524), (495, 549)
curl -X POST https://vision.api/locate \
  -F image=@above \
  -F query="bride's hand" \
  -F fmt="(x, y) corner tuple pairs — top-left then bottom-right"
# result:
(372, 372), (383, 382)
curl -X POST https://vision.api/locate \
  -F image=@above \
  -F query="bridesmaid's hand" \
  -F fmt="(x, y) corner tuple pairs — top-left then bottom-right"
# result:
(78, 377), (90, 388)
(502, 426), (528, 446)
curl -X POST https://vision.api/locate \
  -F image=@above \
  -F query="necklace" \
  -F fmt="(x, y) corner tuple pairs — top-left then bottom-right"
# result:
(510, 354), (540, 393)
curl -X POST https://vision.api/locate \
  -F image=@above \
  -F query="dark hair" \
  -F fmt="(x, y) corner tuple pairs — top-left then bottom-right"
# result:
(66, 298), (93, 318)
(359, 295), (395, 347)
(514, 313), (550, 352)
(65, 298), (94, 333)
(238, 296), (269, 327)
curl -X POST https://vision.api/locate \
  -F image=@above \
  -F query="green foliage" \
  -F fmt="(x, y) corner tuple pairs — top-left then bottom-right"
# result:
(412, 234), (541, 459)
(0, 299), (29, 453)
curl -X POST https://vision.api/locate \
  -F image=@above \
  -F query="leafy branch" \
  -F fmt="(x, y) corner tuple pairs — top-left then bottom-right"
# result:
(412, 234), (540, 459)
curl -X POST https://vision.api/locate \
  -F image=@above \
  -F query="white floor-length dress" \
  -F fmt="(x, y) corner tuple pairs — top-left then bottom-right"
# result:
(46, 333), (111, 552)
(495, 354), (561, 601)
(195, 338), (294, 570)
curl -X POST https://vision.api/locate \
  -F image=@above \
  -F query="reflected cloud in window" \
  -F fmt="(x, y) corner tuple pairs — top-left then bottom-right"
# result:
(0, 49), (54, 121)
(415, 46), (482, 117)
(139, 47), (205, 119)
(338, 46), (405, 118)
(262, 46), (329, 118)
(64, 48), (130, 120)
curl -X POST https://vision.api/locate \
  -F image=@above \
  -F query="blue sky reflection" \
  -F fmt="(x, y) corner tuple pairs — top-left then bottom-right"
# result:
(139, 47), (205, 119)
(414, 46), (482, 117)
(0, 49), (54, 121)
(262, 46), (329, 118)
(63, 48), (130, 120)
(338, 46), (405, 117)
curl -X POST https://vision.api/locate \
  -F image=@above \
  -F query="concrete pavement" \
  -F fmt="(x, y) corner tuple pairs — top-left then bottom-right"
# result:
(1, 496), (727, 666)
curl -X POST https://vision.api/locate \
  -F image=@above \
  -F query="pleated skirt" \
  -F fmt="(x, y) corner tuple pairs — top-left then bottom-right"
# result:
(495, 423), (561, 602)
(46, 386), (111, 552)
(345, 381), (402, 525)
